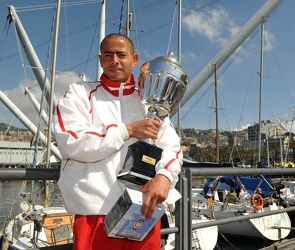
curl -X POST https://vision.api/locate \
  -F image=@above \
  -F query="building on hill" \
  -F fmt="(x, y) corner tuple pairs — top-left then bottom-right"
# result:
(0, 141), (43, 168)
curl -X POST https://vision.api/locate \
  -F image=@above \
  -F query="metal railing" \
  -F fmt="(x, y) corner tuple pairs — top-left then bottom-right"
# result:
(1, 165), (295, 249)
(173, 163), (295, 250)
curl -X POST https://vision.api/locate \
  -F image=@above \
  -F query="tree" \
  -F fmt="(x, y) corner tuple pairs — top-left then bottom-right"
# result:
(289, 134), (295, 163)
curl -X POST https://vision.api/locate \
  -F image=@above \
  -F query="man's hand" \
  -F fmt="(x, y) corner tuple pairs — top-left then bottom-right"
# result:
(139, 174), (170, 219)
(126, 119), (160, 140)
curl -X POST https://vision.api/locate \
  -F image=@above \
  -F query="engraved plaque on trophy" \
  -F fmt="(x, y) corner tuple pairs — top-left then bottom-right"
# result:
(117, 52), (189, 186)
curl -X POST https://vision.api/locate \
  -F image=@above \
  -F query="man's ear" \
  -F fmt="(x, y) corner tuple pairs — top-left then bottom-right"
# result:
(133, 53), (139, 67)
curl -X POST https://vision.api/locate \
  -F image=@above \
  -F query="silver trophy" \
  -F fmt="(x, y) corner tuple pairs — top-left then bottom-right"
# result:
(139, 52), (189, 138)
(118, 52), (189, 185)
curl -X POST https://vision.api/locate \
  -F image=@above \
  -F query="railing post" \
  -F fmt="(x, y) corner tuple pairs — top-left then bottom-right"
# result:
(174, 175), (182, 250)
(185, 168), (192, 250)
(175, 171), (189, 250)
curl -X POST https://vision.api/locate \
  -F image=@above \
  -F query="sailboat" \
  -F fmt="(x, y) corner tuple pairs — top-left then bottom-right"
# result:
(193, 187), (291, 240)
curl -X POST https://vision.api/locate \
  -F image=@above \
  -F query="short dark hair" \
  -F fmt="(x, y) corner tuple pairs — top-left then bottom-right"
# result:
(100, 33), (135, 54)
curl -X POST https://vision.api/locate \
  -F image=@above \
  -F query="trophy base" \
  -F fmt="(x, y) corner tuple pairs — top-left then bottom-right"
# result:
(117, 140), (163, 186)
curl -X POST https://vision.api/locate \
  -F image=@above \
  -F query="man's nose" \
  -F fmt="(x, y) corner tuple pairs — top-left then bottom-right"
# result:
(111, 54), (119, 64)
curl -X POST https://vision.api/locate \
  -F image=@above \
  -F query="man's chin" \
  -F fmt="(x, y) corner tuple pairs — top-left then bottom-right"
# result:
(105, 74), (127, 82)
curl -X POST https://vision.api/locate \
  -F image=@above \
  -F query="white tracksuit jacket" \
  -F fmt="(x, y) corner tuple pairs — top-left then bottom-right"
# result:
(53, 74), (183, 215)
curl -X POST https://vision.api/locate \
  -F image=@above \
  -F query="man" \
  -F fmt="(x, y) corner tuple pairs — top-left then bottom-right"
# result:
(225, 188), (242, 204)
(255, 188), (266, 198)
(53, 33), (183, 250)
(238, 184), (250, 200)
(255, 187), (270, 207)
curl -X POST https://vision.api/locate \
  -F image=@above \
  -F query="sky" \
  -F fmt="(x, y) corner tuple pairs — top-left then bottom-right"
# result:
(0, 0), (294, 133)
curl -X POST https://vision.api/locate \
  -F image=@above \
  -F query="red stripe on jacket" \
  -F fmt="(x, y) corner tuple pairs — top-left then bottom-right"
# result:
(164, 147), (182, 169)
(56, 105), (78, 139)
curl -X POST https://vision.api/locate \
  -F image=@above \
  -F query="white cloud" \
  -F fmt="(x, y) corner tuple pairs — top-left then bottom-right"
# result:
(263, 29), (275, 52)
(230, 124), (251, 132)
(182, 5), (240, 46)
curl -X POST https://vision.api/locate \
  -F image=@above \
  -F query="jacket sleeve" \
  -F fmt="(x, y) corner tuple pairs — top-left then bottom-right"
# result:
(53, 83), (129, 162)
(155, 117), (183, 188)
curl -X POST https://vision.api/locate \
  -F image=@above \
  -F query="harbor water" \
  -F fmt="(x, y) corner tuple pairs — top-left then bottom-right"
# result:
(1, 181), (294, 249)
(0, 180), (64, 230)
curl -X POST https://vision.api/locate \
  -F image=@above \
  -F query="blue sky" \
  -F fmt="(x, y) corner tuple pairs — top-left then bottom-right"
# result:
(0, 0), (294, 132)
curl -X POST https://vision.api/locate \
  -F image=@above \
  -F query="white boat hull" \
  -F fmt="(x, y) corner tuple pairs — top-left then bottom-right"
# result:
(3, 206), (73, 249)
(193, 189), (291, 241)
(214, 204), (291, 240)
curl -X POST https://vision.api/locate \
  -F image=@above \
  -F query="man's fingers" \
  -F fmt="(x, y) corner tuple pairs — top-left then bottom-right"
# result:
(145, 199), (158, 220)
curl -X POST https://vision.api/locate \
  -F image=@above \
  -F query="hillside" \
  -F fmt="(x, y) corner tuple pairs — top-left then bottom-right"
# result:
(0, 123), (27, 132)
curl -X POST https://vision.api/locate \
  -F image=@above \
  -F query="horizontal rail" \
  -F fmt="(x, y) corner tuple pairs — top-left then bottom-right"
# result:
(161, 206), (295, 236)
(270, 226), (295, 230)
(1, 166), (295, 181)
(191, 206), (295, 230)
(184, 166), (295, 176)
(0, 168), (60, 180)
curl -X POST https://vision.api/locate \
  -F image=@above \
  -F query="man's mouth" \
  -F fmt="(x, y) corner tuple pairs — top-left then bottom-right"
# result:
(110, 67), (121, 72)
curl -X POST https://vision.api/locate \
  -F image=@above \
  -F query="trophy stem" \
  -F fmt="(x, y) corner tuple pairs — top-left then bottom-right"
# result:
(141, 138), (155, 145)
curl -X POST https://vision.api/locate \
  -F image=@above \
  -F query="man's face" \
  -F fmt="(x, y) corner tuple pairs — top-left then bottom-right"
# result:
(99, 37), (138, 83)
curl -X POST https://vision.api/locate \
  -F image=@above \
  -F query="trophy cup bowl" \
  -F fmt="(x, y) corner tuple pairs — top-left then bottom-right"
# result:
(117, 52), (189, 186)
(139, 52), (189, 127)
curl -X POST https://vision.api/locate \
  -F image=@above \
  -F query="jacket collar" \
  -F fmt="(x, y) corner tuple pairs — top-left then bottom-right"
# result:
(100, 74), (136, 97)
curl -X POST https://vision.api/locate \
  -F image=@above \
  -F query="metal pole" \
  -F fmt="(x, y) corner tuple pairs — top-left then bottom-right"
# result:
(125, 0), (130, 37)
(214, 64), (219, 163)
(258, 20), (265, 163)
(191, 205), (295, 230)
(0, 168), (60, 181)
(280, 137), (284, 167)
(177, 0), (182, 137)
(44, 0), (61, 207)
(97, 0), (105, 80)
(185, 168), (192, 250)
(2, 165), (293, 181)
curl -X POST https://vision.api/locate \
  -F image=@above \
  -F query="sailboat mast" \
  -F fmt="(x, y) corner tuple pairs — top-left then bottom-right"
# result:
(258, 19), (265, 163)
(97, 0), (106, 81)
(125, 0), (130, 37)
(44, 0), (61, 207)
(214, 64), (219, 163)
(177, 0), (182, 136)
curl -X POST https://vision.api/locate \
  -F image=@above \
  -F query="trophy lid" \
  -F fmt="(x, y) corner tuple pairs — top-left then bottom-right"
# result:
(147, 52), (189, 85)
(151, 52), (179, 66)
